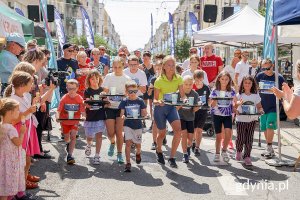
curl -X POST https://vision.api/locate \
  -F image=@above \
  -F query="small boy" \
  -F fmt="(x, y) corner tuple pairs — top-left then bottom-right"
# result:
(119, 81), (147, 172)
(193, 70), (210, 156)
(56, 79), (86, 164)
(177, 75), (199, 163)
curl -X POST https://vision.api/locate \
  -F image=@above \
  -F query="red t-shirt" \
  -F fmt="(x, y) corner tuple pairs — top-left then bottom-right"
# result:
(200, 55), (223, 83)
(58, 94), (85, 125)
(77, 64), (93, 97)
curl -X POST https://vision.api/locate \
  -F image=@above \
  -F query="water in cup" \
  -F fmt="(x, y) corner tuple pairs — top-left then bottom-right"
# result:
(68, 111), (75, 119)
(259, 82), (264, 89)
(249, 105), (256, 114)
(132, 109), (139, 119)
(94, 94), (100, 100)
(171, 93), (178, 104)
(188, 97), (194, 105)
(110, 87), (117, 95)
(219, 91), (226, 98)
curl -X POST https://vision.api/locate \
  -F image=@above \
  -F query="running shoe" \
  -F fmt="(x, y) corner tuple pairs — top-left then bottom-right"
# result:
(213, 154), (220, 162)
(182, 153), (189, 163)
(151, 142), (157, 150)
(244, 157), (252, 166)
(85, 145), (92, 156)
(107, 143), (115, 157)
(93, 156), (100, 165)
(136, 153), (141, 164)
(235, 152), (242, 161)
(261, 145), (275, 158)
(117, 153), (124, 164)
(191, 140), (196, 152)
(194, 148), (201, 157)
(187, 147), (191, 156)
(221, 150), (230, 163)
(124, 163), (131, 172)
(67, 154), (75, 165)
(156, 151), (165, 165)
(168, 158), (178, 168)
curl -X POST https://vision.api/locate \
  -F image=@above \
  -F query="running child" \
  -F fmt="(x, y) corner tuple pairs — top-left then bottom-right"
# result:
(119, 81), (147, 172)
(235, 75), (263, 166)
(0, 98), (26, 200)
(209, 71), (237, 162)
(177, 75), (199, 163)
(193, 70), (211, 156)
(84, 70), (108, 165)
(56, 79), (86, 164)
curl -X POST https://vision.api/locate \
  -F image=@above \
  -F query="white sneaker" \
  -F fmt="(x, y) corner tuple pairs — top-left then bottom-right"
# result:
(261, 145), (275, 157)
(221, 151), (230, 162)
(93, 156), (100, 165)
(85, 145), (92, 156)
(213, 154), (220, 162)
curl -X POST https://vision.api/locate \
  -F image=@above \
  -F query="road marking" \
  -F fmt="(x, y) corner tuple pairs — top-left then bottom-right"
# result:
(217, 175), (248, 196)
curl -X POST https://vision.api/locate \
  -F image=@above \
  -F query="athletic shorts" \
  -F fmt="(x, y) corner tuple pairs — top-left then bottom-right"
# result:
(143, 86), (154, 100)
(180, 119), (194, 133)
(105, 108), (121, 120)
(154, 105), (179, 130)
(212, 115), (232, 134)
(124, 126), (142, 144)
(61, 124), (78, 134)
(260, 112), (277, 131)
(84, 120), (106, 138)
(194, 110), (208, 129)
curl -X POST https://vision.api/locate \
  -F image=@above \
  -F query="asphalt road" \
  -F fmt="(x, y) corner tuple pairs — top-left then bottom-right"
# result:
(29, 118), (300, 200)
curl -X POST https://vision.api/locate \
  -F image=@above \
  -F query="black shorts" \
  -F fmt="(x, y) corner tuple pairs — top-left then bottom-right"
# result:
(105, 108), (121, 120)
(194, 110), (208, 129)
(212, 115), (232, 134)
(180, 119), (194, 134)
(143, 86), (154, 100)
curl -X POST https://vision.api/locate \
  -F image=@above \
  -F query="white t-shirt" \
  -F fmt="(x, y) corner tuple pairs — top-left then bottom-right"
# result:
(181, 69), (209, 85)
(223, 65), (235, 80)
(236, 93), (261, 122)
(102, 72), (131, 108)
(235, 61), (251, 86)
(123, 68), (147, 96)
(182, 59), (190, 71)
(294, 86), (300, 96)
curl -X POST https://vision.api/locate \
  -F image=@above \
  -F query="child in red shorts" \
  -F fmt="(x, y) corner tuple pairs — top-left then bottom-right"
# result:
(56, 79), (86, 164)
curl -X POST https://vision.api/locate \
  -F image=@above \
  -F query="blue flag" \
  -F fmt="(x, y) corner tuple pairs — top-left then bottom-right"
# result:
(151, 13), (154, 53)
(54, 8), (66, 53)
(80, 6), (95, 49)
(168, 12), (175, 56)
(15, 8), (25, 16)
(263, 0), (275, 61)
(40, 0), (60, 109)
(189, 12), (200, 33)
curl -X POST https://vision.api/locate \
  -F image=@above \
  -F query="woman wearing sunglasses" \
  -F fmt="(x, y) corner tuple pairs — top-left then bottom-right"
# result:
(102, 56), (131, 163)
(153, 55), (186, 168)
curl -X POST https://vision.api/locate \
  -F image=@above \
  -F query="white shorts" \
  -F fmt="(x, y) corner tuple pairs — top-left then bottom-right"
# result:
(124, 126), (142, 144)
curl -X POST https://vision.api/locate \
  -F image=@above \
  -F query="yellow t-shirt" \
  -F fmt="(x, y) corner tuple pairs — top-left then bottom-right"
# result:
(154, 74), (183, 100)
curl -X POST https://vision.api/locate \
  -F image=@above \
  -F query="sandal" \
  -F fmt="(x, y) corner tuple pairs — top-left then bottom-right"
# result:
(26, 180), (38, 189)
(27, 174), (40, 182)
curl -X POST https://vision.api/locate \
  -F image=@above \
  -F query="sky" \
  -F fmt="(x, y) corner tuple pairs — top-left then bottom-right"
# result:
(104, 0), (179, 51)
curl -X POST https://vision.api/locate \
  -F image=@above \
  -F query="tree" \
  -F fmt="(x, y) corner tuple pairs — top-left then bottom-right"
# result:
(69, 34), (110, 50)
(175, 37), (191, 62)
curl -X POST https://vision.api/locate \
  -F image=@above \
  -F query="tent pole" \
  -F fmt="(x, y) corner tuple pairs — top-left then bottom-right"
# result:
(274, 25), (282, 162)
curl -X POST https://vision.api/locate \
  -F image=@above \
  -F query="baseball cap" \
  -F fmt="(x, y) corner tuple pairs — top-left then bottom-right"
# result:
(143, 50), (151, 57)
(6, 33), (26, 47)
(63, 43), (73, 50)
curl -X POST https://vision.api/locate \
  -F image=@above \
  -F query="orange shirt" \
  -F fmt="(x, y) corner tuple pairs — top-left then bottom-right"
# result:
(77, 64), (93, 97)
(58, 94), (85, 125)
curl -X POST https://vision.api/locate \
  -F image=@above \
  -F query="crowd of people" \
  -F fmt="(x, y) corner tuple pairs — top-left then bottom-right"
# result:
(1, 32), (299, 200)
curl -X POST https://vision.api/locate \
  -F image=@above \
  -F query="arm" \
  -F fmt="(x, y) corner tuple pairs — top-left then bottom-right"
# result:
(178, 84), (186, 100)
(104, 65), (109, 76)
(11, 125), (26, 146)
(153, 88), (164, 106)
(138, 85), (147, 94)
(141, 108), (147, 117)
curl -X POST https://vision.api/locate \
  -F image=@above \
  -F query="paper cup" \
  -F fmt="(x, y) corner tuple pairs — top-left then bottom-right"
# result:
(171, 93), (178, 104)
(68, 111), (75, 119)
(259, 82), (264, 89)
(219, 91), (226, 97)
(188, 97), (194, 106)
(93, 94), (100, 100)
(132, 109), (139, 119)
(110, 87), (116, 95)
(249, 105), (256, 114)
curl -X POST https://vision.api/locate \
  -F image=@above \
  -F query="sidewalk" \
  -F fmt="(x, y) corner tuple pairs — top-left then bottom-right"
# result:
(280, 120), (300, 152)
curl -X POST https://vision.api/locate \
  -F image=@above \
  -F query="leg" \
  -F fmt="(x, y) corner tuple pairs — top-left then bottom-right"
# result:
(95, 133), (102, 155)
(125, 140), (132, 164)
(136, 143), (141, 155)
(69, 130), (77, 155)
(86, 137), (93, 147)
(170, 119), (182, 158)
(181, 130), (188, 154)
(195, 128), (203, 148)
(215, 133), (222, 154)
(116, 117), (124, 153)
(222, 128), (232, 151)
(235, 122), (244, 153)
(105, 119), (116, 144)
(187, 133), (194, 147)
(156, 128), (167, 153)
(152, 121), (158, 143)
(243, 121), (256, 158)
(149, 99), (153, 119)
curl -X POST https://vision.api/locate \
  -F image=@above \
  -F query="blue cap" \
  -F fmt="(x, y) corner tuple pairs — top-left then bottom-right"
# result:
(6, 33), (26, 48)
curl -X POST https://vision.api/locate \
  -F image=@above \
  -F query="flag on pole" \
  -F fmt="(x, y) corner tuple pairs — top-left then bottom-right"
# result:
(189, 12), (200, 33)
(150, 13), (154, 53)
(168, 12), (175, 56)
(15, 8), (25, 17)
(263, 0), (275, 61)
(40, 0), (60, 109)
(54, 8), (66, 53)
(80, 6), (95, 49)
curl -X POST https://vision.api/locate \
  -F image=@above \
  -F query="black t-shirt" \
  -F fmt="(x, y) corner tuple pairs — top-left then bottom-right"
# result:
(143, 64), (155, 86)
(84, 87), (106, 121)
(194, 84), (211, 107)
(57, 57), (79, 95)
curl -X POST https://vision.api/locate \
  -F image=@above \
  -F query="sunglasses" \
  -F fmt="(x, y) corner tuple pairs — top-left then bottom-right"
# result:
(262, 67), (272, 71)
(99, 49), (105, 51)
(128, 90), (138, 94)
(67, 50), (74, 52)
(190, 51), (197, 54)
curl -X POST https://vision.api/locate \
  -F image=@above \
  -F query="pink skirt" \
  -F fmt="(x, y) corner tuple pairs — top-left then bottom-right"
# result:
(15, 120), (40, 156)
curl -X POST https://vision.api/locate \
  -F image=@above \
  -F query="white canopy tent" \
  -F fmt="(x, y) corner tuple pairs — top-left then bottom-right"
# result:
(192, 5), (300, 46)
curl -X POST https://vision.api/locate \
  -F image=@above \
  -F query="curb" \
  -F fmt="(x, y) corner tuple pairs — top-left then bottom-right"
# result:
(280, 129), (300, 153)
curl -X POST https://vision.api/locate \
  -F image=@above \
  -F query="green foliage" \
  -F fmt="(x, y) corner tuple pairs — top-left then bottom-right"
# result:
(259, 7), (266, 17)
(175, 37), (191, 62)
(69, 35), (111, 51)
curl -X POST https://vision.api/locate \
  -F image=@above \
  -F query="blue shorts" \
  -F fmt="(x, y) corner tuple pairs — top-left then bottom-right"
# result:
(154, 105), (180, 130)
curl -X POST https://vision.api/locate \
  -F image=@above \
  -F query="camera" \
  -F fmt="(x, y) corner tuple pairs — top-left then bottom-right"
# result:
(45, 68), (70, 86)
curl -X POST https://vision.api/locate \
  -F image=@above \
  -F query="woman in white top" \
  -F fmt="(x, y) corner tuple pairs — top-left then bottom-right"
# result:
(102, 56), (131, 163)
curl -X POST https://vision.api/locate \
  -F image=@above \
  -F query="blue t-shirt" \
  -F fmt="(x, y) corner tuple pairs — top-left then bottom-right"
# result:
(0, 50), (19, 83)
(119, 97), (146, 129)
(256, 72), (285, 114)
(100, 56), (109, 67)
(57, 57), (79, 95)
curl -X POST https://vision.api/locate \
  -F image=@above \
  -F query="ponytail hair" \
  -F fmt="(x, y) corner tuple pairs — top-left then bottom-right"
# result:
(4, 71), (33, 97)
(0, 98), (19, 139)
